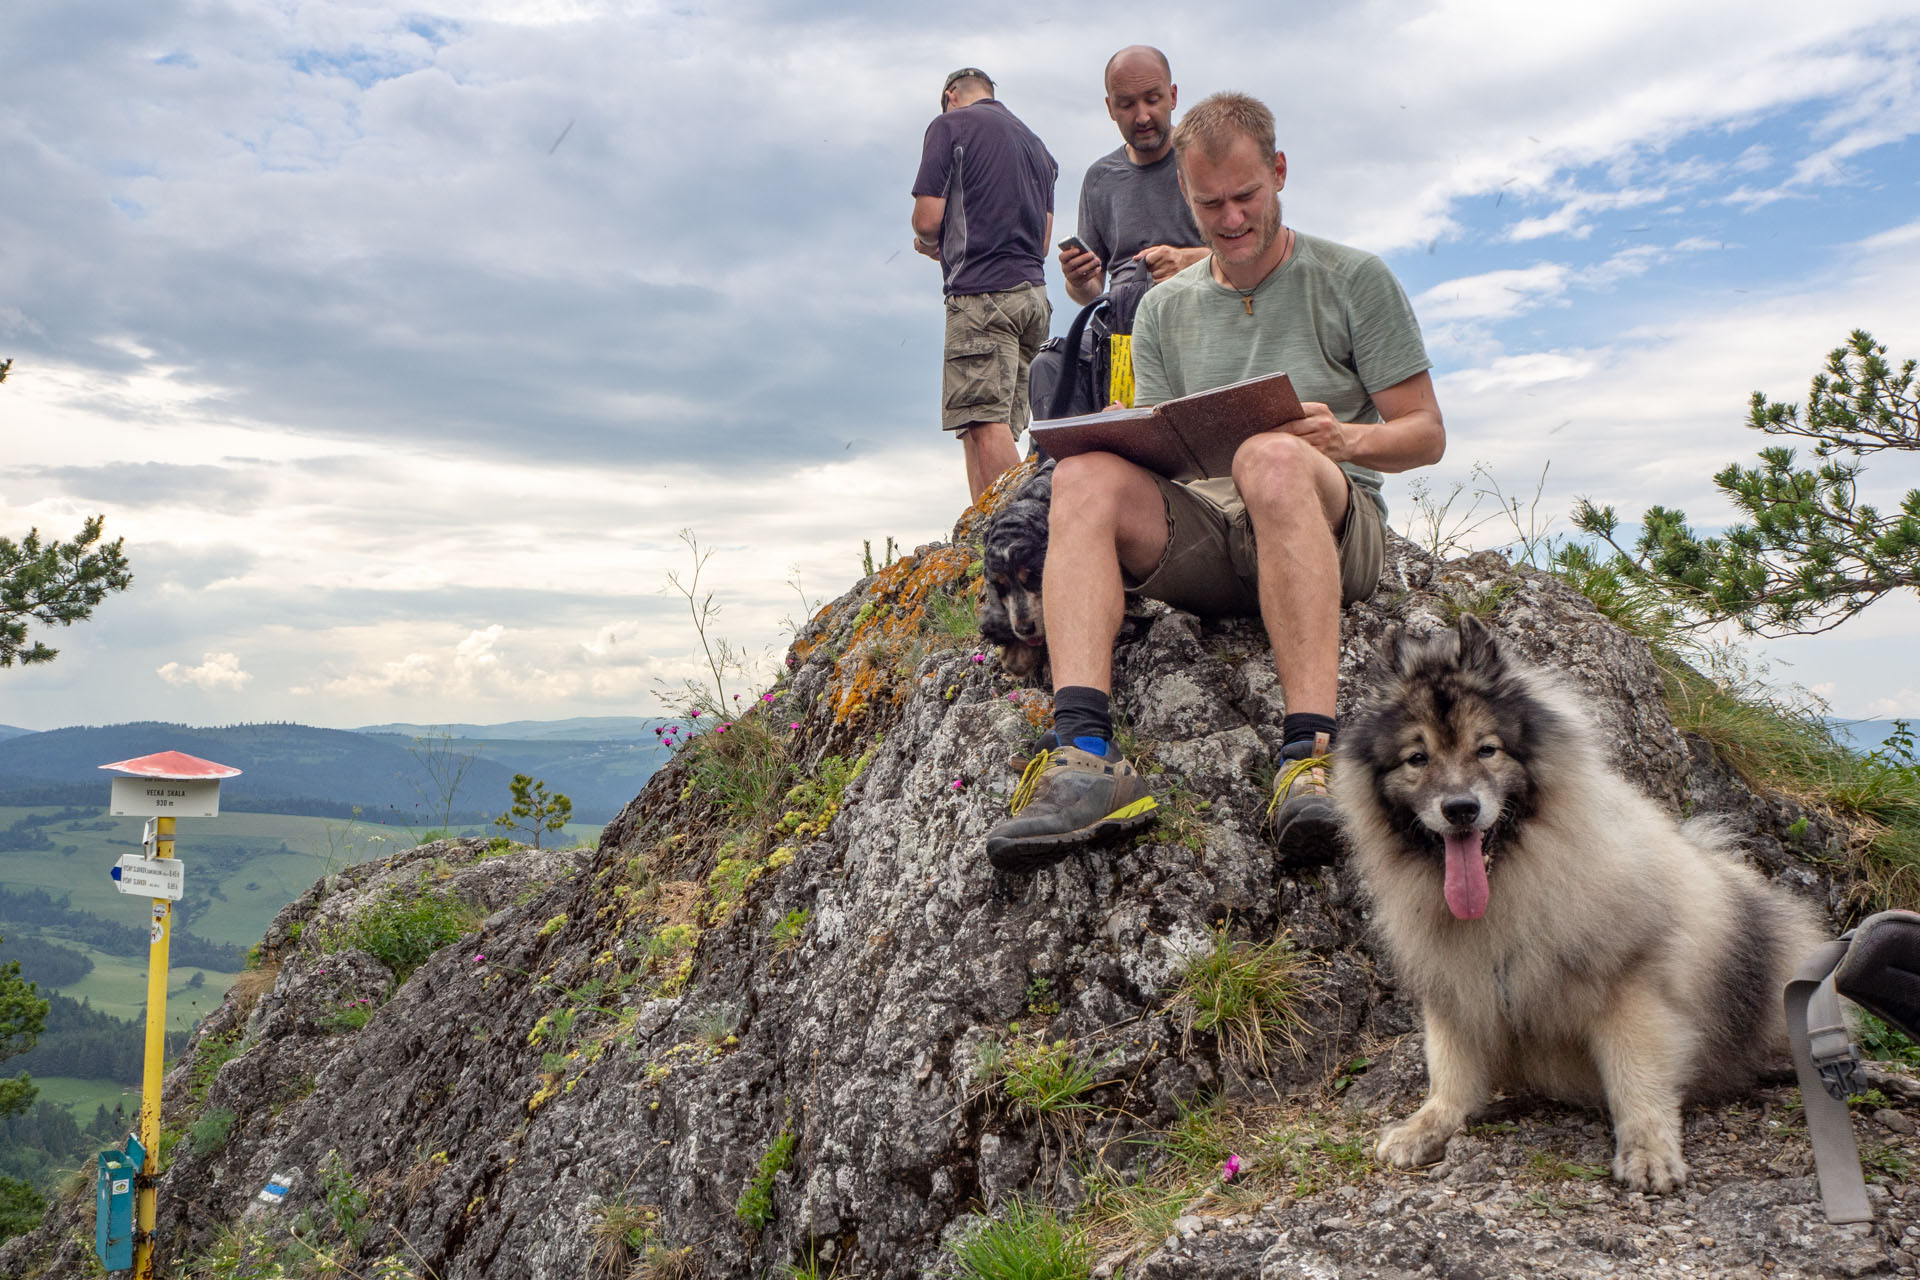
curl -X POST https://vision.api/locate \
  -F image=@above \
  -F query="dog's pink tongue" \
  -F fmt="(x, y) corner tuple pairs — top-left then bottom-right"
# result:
(1443, 830), (1489, 920)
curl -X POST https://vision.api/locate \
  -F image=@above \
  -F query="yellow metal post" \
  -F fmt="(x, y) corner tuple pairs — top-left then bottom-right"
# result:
(135, 815), (174, 1280)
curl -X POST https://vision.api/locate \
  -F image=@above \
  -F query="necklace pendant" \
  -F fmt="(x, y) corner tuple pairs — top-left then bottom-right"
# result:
(1243, 295), (1254, 316)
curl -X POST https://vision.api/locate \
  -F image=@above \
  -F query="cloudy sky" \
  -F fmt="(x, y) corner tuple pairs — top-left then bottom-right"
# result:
(3, 0), (1917, 731)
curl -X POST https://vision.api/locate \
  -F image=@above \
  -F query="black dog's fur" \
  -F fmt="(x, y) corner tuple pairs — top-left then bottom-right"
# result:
(977, 459), (1053, 679)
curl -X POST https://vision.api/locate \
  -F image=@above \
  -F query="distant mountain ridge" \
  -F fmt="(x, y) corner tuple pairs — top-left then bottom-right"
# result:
(0, 720), (672, 823)
(354, 716), (669, 742)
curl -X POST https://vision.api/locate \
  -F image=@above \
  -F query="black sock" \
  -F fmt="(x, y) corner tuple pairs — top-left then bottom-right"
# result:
(1052, 686), (1113, 754)
(1282, 712), (1337, 755)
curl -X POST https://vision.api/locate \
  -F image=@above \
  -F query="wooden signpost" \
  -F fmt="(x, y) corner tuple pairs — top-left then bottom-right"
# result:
(96, 750), (242, 1279)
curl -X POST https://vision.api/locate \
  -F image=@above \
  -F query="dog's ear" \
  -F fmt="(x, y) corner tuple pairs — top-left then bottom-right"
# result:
(1454, 613), (1504, 675)
(1376, 627), (1410, 675)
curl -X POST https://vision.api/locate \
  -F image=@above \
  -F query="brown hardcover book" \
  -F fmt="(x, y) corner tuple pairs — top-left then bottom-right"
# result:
(1028, 372), (1306, 481)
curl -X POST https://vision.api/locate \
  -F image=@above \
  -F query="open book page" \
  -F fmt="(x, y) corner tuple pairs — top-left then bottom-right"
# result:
(1027, 403), (1204, 478)
(1154, 372), (1306, 477)
(1029, 371), (1304, 481)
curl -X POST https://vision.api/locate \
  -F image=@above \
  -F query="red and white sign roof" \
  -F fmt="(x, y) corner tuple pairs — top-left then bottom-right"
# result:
(98, 751), (243, 780)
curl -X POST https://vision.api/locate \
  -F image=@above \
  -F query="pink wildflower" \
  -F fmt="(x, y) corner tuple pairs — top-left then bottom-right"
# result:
(473, 953), (485, 963)
(691, 709), (701, 718)
(789, 721), (801, 730)
(1221, 1154), (1243, 1182)
(762, 693), (775, 702)
(950, 779), (964, 791)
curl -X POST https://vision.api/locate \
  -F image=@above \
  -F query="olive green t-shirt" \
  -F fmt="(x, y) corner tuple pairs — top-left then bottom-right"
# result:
(1131, 230), (1431, 519)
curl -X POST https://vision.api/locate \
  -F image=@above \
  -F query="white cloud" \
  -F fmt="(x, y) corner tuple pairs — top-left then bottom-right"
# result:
(1869, 692), (1920, 718)
(1415, 264), (1572, 323)
(156, 651), (253, 691)
(1505, 185), (1669, 243)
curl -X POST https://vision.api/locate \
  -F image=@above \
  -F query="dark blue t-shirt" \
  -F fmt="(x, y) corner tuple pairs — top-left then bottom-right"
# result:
(912, 100), (1057, 297)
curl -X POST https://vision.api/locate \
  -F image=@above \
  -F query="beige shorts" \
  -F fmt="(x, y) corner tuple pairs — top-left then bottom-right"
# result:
(941, 283), (1051, 434)
(1127, 474), (1386, 617)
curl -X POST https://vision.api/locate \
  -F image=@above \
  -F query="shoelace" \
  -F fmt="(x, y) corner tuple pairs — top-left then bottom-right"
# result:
(1010, 747), (1066, 814)
(1265, 753), (1329, 818)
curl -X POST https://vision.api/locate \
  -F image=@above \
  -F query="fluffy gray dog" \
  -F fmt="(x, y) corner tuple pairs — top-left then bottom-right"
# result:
(1333, 615), (1826, 1192)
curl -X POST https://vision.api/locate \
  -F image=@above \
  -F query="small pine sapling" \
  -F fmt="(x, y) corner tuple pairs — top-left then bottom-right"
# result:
(495, 774), (573, 850)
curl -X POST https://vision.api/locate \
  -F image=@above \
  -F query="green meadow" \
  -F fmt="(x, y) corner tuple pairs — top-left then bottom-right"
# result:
(3, 805), (604, 1062)
(27, 1076), (140, 1122)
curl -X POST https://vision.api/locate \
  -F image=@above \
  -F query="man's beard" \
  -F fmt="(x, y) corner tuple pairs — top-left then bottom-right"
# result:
(1213, 196), (1284, 266)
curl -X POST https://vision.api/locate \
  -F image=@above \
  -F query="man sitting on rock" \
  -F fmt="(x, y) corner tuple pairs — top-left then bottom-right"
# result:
(986, 91), (1446, 872)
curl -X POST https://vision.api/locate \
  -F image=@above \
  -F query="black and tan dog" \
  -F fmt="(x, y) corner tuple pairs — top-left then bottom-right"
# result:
(977, 459), (1053, 679)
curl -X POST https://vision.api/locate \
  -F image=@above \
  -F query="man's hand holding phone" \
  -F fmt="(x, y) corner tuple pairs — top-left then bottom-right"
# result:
(1057, 234), (1103, 297)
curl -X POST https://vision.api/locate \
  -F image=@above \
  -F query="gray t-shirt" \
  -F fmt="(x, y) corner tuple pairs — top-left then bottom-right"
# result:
(1131, 231), (1431, 518)
(1076, 146), (1203, 289)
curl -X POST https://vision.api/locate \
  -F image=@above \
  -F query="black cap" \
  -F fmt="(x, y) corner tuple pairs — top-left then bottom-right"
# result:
(942, 67), (994, 109)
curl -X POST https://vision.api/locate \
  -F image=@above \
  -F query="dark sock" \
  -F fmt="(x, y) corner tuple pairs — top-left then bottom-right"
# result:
(1282, 712), (1337, 755)
(1052, 686), (1113, 756)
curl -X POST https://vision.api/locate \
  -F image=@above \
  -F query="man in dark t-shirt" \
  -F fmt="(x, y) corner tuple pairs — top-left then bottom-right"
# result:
(912, 68), (1058, 501)
(1059, 46), (1209, 308)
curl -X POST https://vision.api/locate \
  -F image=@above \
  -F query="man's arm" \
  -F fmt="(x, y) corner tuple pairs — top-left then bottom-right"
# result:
(1133, 244), (1210, 281)
(1062, 247), (1104, 305)
(1284, 371), (1445, 474)
(911, 195), (944, 260)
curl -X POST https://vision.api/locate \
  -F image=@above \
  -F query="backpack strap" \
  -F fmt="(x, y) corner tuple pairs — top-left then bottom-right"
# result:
(1047, 295), (1108, 420)
(1785, 935), (1873, 1223)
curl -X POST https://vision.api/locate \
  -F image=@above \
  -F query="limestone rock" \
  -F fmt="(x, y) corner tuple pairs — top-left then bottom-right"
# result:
(4, 490), (1911, 1280)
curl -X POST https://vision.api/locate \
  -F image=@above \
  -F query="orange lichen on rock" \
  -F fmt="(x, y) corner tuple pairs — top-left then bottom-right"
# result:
(828, 546), (977, 724)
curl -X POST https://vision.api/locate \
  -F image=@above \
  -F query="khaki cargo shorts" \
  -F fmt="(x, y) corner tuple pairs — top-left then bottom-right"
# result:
(1127, 474), (1386, 616)
(942, 282), (1051, 434)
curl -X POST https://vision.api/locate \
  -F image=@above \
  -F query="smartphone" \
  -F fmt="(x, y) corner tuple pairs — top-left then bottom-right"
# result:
(1058, 235), (1091, 255)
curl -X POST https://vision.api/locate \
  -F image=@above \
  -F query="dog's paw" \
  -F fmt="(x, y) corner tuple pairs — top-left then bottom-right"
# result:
(1613, 1140), (1688, 1193)
(1376, 1112), (1455, 1170)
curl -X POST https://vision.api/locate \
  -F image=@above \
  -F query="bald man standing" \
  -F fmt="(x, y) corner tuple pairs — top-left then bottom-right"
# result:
(1058, 46), (1210, 308)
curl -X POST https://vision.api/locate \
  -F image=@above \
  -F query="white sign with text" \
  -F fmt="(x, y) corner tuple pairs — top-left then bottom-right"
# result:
(109, 776), (221, 817)
(113, 854), (185, 901)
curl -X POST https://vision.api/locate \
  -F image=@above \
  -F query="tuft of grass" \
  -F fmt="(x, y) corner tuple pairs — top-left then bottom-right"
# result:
(1164, 925), (1312, 1074)
(684, 711), (793, 830)
(689, 1003), (741, 1050)
(736, 1125), (797, 1229)
(1159, 1095), (1236, 1174)
(928, 584), (983, 646)
(189, 1107), (235, 1156)
(321, 884), (482, 981)
(188, 1028), (245, 1108)
(974, 1031), (1109, 1118)
(944, 1200), (1091, 1280)
(318, 997), (377, 1033)
(590, 1198), (661, 1279)
(770, 908), (810, 955)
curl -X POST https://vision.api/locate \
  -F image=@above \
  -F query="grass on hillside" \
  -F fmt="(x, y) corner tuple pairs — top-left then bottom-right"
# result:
(22, 1075), (139, 1121)
(1658, 662), (1920, 905)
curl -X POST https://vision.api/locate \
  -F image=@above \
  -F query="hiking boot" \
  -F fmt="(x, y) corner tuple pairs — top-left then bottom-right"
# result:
(1267, 732), (1341, 864)
(985, 745), (1158, 872)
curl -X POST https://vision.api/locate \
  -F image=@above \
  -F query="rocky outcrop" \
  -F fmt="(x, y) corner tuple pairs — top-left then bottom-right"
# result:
(5, 472), (1914, 1280)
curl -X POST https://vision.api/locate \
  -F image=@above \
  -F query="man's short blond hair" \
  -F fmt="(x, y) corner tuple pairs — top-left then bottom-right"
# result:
(1171, 92), (1276, 169)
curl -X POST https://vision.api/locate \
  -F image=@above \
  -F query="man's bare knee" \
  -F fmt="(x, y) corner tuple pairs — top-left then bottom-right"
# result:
(1051, 453), (1139, 531)
(1235, 433), (1343, 529)
(1233, 432), (1316, 498)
